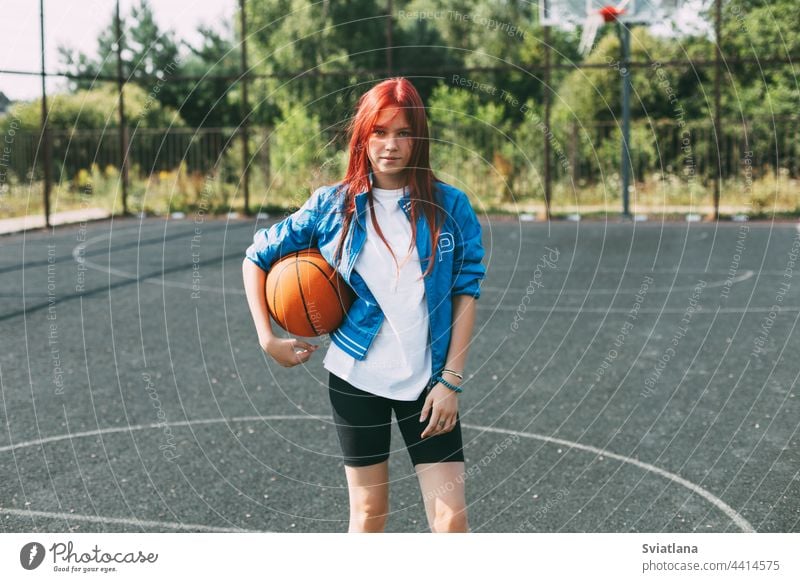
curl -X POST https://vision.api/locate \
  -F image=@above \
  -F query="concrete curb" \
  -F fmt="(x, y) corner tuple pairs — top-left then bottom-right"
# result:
(0, 208), (111, 236)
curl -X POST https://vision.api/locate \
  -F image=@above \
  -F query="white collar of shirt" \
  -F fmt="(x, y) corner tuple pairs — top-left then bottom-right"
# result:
(371, 185), (407, 203)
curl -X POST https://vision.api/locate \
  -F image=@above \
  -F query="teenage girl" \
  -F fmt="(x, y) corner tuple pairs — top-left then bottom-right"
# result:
(242, 77), (485, 533)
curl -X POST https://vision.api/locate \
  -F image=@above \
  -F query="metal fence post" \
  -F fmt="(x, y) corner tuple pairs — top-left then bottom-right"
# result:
(240, 0), (251, 216)
(619, 22), (632, 218)
(264, 126), (271, 195)
(386, 0), (394, 75)
(115, 0), (129, 215)
(713, 0), (722, 219)
(543, 24), (552, 219)
(39, 0), (51, 228)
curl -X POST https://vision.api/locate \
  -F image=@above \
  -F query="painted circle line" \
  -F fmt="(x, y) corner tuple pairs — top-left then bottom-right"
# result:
(73, 232), (759, 299)
(0, 415), (754, 532)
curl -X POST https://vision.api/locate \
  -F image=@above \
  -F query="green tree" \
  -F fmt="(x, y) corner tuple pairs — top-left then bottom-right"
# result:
(721, 0), (799, 119)
(0, 82), (183, 132)
(58, 0), (181, 92)
(177, 22), (242, 128)
(427, 83), (515, 200)
(246, 0), (354, 129)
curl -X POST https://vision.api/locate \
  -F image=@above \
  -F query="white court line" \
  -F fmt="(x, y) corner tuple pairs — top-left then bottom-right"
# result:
(485, 271), (754, 295)
(72, 233), (757, 297)
(0, 415), (754, 532)
(0, 508), (256, 533)
(476, 424), (755, 533)
(487, 305), (800, 314)
(72, 233), (240, 296)
(0, 415), (311, 454)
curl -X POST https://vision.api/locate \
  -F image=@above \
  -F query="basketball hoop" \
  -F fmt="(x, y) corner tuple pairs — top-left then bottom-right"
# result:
(579, 0), (629, 55)
(599, 5), (627, 22)
(539, 0), (683, 218)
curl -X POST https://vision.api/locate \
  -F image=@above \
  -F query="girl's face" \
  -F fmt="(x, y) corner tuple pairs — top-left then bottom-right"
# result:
(366, 106), (413, 189)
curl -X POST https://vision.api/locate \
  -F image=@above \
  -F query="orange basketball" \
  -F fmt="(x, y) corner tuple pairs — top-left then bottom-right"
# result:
(265, 249), (354, 337)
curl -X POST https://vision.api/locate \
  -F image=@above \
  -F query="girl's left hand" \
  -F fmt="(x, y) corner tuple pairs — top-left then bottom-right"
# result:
(419, 382), (461, 438)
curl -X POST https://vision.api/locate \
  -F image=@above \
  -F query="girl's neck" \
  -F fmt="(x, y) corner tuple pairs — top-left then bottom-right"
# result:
(372, 170), (408, 190)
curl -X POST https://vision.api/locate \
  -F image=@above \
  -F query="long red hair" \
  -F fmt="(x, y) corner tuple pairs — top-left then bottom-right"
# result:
(332, 77), (443, 280)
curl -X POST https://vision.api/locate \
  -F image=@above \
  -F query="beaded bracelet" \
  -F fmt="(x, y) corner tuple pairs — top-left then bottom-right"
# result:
(434, 374), (463, 393)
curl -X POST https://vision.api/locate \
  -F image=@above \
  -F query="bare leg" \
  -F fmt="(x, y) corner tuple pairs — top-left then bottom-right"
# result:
(343, 459), (390, 532)
(415, 461), (469, 532)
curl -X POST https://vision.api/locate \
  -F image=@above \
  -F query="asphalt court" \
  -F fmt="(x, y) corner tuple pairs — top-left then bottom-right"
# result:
(0, 215), (798, 532)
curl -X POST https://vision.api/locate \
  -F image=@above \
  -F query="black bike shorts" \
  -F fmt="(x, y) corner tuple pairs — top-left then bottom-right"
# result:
(328, 371), (465, 467)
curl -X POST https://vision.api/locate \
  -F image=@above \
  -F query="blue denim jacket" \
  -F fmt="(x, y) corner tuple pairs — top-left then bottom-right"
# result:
(245, 173), (486, 388)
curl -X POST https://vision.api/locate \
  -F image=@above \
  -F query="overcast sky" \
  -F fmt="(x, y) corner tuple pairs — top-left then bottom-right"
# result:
(0, 0), (234, 102)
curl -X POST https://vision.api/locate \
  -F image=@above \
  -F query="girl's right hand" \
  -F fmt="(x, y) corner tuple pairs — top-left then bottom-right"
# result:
(261, 337), (319, 367)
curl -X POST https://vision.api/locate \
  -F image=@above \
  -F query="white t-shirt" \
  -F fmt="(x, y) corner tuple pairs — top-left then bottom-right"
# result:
(323, 185), (432, 401)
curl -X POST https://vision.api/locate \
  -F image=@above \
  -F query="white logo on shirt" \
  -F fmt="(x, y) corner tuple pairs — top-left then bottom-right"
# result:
(437, 233), (454, 261)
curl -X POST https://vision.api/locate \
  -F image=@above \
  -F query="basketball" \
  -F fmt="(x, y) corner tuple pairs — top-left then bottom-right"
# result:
(265, 249), (354, 337)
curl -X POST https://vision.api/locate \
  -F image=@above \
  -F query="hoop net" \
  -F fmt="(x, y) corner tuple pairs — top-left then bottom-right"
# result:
(578, 0), (630, 55)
